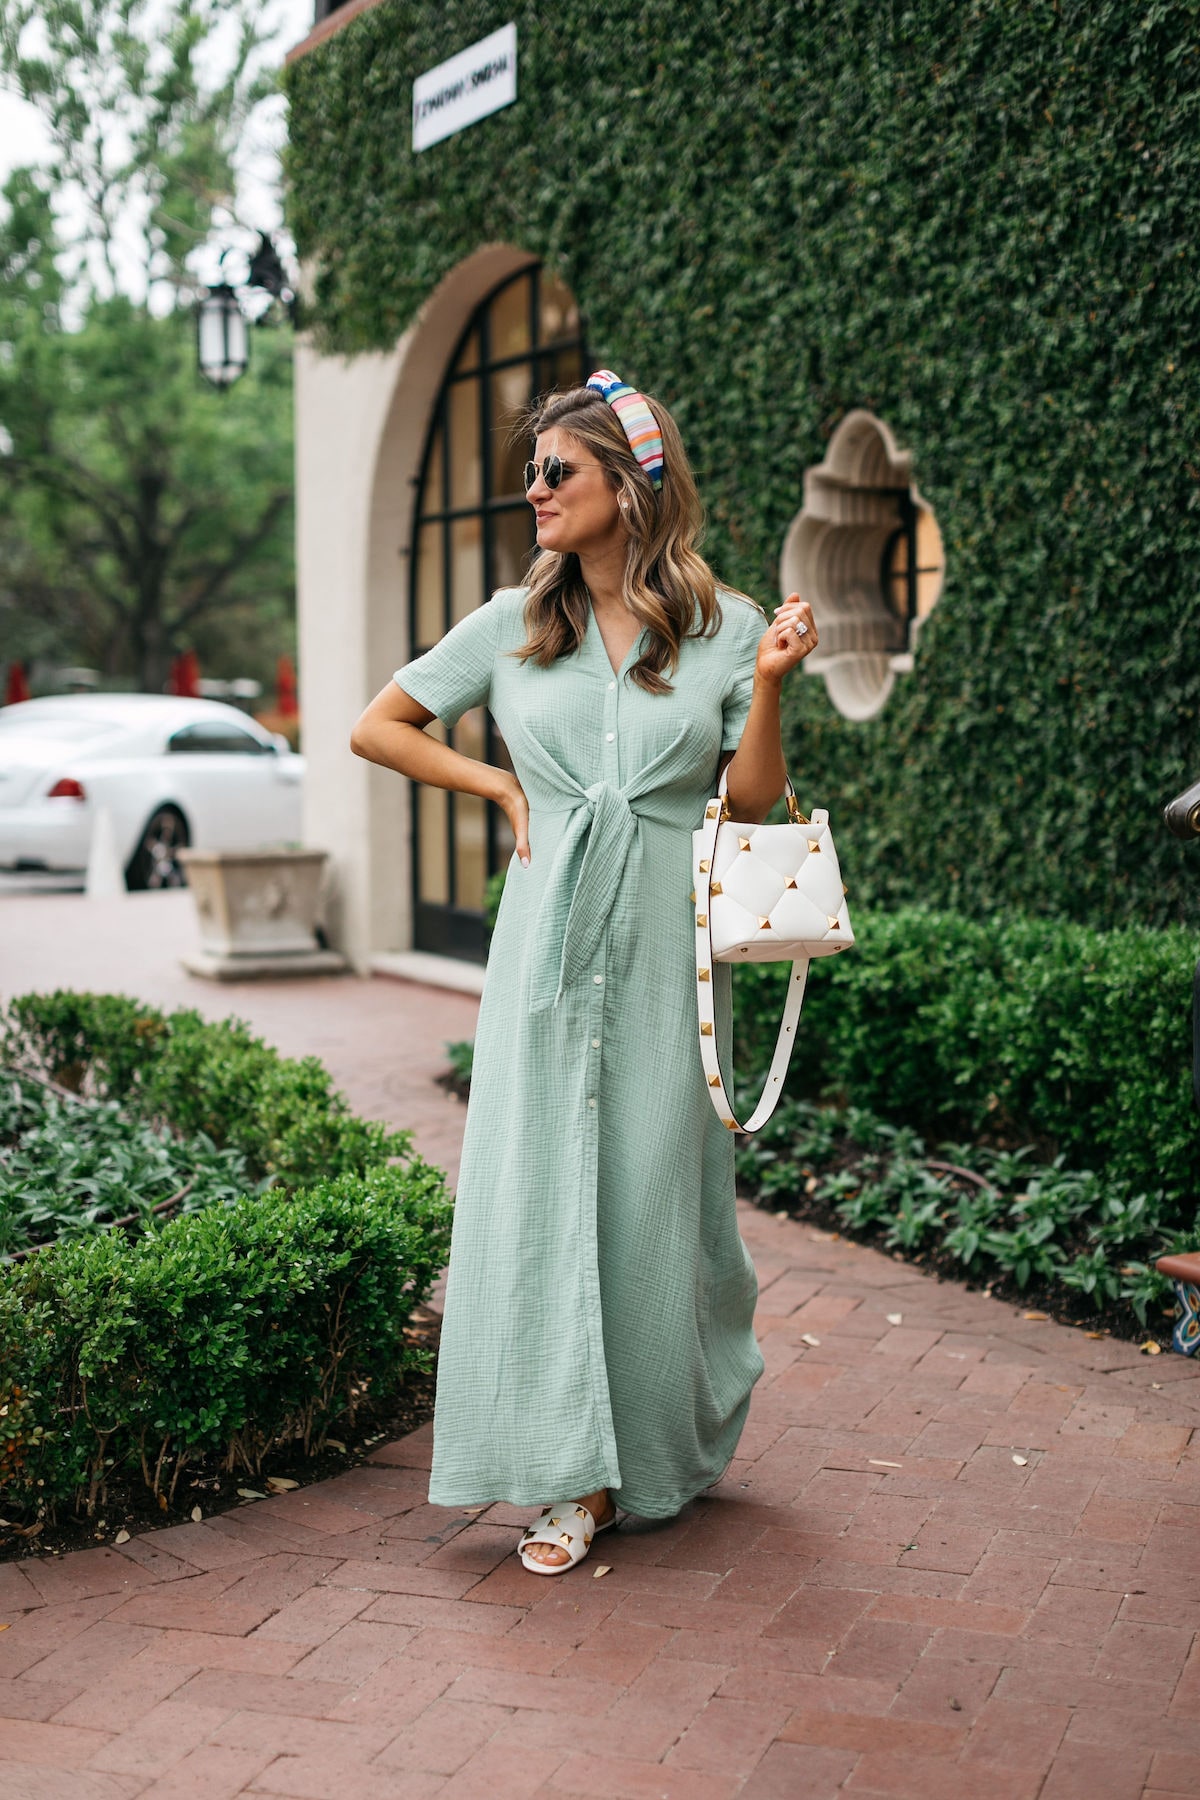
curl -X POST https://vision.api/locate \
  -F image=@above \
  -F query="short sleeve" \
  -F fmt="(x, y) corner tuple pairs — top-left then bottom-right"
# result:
(720, 595), (766, 752)
(393, 598), (504, 728)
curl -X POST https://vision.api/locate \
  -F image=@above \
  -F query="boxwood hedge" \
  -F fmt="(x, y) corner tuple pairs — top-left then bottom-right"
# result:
(732, 906), (1200, 1217)
(0, 993), (454, 1522)
(0, 1169), (452, 1520)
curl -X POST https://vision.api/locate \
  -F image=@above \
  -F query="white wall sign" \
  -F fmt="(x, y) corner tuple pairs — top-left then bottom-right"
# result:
(412, 24), (517, 154)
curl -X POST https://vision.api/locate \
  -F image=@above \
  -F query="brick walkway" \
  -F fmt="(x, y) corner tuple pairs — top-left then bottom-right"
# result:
(2, 895), (1199, 1797)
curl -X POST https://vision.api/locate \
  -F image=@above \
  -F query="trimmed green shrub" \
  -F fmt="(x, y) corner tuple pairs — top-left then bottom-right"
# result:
(0, 1165), (452, 1521)
(2, 993), (409, 1187)
(732, 907), (1200, 1218)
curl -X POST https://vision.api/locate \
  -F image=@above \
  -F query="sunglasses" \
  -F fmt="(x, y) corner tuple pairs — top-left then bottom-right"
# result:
(523, 454), (601, 491)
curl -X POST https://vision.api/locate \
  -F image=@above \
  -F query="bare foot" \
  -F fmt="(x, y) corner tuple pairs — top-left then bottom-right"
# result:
(521, 1488), (615, 1569)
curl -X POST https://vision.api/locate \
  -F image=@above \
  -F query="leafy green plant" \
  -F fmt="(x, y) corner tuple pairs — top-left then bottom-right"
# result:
(735, 1090), (1196, 1331)
(444, 1040), (474, 1088)
(0, 1081), (254, 1257)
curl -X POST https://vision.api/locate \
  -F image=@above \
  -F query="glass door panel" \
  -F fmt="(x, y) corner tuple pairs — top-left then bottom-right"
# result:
(448, 380), (482, 510)
(450, 517), (484, 624)
(488, 270), (533, 360)
(491, 506), (535, 592)
(409, 264), (585, 962)
(414, 522), (443, 650)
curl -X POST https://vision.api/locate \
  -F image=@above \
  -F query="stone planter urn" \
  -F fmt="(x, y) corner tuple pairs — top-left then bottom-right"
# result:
(179, 848), (347, 980)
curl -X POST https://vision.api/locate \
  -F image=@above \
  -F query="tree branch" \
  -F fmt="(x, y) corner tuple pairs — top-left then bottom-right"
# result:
(170, 490), (290, 628)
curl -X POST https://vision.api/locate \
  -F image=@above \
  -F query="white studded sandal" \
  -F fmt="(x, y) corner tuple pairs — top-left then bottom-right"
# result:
(518, 1499), (618, 1576)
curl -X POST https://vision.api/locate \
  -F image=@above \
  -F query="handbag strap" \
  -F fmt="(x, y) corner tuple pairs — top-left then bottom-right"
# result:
(694, 767), (810, 1133)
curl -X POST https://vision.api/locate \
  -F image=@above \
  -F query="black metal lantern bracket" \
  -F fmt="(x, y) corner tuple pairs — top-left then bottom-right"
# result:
(195, 234), (298, 392)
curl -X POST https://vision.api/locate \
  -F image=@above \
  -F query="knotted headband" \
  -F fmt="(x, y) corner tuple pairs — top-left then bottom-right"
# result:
(585, 369), (664, 490)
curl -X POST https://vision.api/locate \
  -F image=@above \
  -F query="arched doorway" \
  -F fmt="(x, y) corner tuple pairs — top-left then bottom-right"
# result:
(408, 264), (587, 961)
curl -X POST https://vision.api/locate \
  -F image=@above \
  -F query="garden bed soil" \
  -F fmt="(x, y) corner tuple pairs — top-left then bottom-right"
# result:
(0, 1310), (439, 1567)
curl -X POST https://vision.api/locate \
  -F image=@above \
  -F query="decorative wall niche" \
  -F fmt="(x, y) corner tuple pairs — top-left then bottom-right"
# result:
(780, 410), (944, 721)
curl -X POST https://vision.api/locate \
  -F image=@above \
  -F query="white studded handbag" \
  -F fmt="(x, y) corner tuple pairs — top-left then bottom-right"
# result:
(692, 767), (854, 1133)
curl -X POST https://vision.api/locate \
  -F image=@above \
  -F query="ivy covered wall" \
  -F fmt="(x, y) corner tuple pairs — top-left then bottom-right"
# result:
(285, 1), (1200, 928)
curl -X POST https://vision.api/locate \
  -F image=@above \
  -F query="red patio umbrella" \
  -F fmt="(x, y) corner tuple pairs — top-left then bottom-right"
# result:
(4, 661), (30, 706)
(174, 650), (201, 698)
(276, 654), (298, 718)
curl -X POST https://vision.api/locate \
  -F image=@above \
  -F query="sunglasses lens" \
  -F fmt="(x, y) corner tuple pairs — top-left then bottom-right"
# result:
(525, 455), (566, 491)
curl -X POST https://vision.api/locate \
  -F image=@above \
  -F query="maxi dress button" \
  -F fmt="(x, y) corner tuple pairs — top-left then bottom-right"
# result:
(591, 1037), (600, 1048)
(593, 974), (604, 985)
(606, 732), (615, 742)
(587, 1097), (596, 1108)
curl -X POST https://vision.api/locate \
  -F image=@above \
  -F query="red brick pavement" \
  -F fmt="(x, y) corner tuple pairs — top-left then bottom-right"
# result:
(1, 898), (1198, 1796)
(4, 1214), (1198, 1798)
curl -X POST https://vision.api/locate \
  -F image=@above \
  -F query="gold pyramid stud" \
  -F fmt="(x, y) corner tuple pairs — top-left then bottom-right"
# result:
(709, 1074), (721, 1087)
(696, 912), (707, 928)
(689, 889), (696, 903)
(584, 1535), (592, 1547)
(705, 802), (720, 818)
(827, 915), (840, 929)
(710, 880), (723, 895)
(559, 1532), (573, 1545)
(700, 1022), (713, 1036)
(784, 875), (797, 889)
(843, 882), (848, 894)
(724, 1119), (738, 1130)
(758, 916), (770, 930)
(808, 839), (821, 853)
(698, 968), (711, 981)
(699, 858), (710, 873)
(738, 836), (751, 852)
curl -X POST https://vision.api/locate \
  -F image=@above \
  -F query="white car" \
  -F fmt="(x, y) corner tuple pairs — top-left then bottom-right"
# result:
(0, 695), (304, 888)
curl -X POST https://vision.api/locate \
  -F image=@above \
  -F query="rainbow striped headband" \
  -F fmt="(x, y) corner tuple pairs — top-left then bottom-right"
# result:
(586, 369), (664, 490)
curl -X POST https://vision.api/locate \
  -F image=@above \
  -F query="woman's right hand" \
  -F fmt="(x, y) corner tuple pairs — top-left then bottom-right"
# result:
(495, 770), (531, 867)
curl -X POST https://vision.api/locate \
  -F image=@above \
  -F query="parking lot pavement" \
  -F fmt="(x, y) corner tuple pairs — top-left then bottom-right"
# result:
(2, 893), (1199, 1797)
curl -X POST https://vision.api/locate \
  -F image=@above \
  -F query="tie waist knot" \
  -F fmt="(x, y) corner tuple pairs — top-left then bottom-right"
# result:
(528, 780), (642, 1014)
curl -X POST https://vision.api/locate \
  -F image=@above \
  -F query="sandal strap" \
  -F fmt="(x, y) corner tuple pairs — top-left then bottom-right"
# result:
(519, 1501), (597, 1556)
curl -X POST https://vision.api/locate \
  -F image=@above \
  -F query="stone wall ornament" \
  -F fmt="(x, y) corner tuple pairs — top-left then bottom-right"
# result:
(780, 409), (944, 722)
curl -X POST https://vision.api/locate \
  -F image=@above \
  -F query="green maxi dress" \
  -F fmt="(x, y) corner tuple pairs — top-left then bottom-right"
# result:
(394, 585), (767, 1519)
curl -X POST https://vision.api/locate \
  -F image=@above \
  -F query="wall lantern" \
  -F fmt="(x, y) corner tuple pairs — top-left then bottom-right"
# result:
(196, 282), (249, 389)
(195, 234), (296, 392)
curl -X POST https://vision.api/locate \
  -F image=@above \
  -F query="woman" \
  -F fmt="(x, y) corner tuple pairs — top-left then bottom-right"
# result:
(351, 370), (818, 1573)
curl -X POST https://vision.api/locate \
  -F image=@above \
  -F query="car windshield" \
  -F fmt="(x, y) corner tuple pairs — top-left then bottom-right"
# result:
(0, 712), (122, 742)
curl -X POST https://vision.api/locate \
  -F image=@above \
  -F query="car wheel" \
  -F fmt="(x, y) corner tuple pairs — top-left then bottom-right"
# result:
(125, 806), (190, 890)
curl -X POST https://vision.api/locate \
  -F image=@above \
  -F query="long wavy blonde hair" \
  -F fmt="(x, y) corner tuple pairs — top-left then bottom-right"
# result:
(514, 383), (724, 694)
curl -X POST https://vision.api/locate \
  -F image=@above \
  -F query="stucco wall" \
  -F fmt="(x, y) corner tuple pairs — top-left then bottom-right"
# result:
(294, 244), (536, 966)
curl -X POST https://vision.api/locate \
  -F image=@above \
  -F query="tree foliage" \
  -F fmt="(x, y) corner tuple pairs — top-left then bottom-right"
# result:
(0, 0), (294, 691)
(285, 0), (1200, 927)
